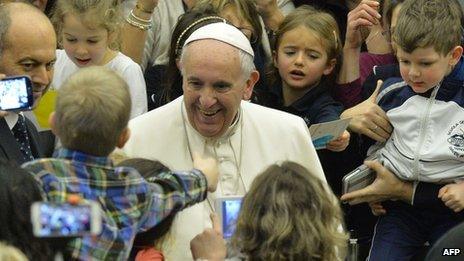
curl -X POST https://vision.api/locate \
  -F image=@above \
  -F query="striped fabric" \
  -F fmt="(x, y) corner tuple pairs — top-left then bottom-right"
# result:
(23, 148), (207, 260)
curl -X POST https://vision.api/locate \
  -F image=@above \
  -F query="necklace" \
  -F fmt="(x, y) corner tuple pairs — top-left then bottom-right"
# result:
(180, 99), (247, 211)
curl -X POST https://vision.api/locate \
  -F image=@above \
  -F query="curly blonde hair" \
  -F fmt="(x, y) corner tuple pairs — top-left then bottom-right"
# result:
(231, 161), (347, 261)
(52, 0), (122, 50)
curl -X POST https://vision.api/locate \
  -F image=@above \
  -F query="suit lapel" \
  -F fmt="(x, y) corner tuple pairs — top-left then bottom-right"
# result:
(0, 117), (26, 164)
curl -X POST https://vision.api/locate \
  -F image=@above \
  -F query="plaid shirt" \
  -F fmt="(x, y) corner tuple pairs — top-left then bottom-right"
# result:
(22, 148), (207, 260)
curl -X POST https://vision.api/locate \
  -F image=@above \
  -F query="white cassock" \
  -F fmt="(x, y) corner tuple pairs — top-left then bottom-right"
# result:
(123, 97), (326, 260)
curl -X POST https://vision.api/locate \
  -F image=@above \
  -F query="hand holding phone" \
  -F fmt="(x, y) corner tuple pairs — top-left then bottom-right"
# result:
(0, 75), (33, 111)
(31, 201), (102, 238)
(342, 164), (376, 195)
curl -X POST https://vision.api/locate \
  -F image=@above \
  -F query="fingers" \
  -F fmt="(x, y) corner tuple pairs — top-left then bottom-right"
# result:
(349, 0), (381, 25)
(361, 104), (392, 141)
(438, 185), (449, 198)
(326, 131), (350, 152)
(210, 213), (222, 235)
(364, 160), (384, 174)
(341, 186), (371, 204)
(369, 80), (384, 102)
(369, 202), (386, 216)
(0, 73), (6, 118)
(443, 199), (463, 212)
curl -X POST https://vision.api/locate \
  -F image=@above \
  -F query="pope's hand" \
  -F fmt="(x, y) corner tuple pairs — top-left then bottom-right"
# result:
(193, 153), (219, 192)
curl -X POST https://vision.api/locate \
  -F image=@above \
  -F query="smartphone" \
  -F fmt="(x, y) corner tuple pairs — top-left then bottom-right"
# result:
(0, 75), (33, 111)
(342, 164), (376, 194)
(215, 196), (243, 239)
(31, 201), (102, 237)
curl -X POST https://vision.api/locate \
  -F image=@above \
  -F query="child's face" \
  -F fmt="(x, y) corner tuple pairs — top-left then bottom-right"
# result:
(397, 46), (460, 93)
(62, 13), (111, 67)
(274, 26), (335, 91)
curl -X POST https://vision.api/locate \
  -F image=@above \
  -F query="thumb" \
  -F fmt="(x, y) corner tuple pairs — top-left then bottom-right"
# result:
(368, 80), (383, 103)
(364, 160), (382, 175)
(210, 213), (222, 235)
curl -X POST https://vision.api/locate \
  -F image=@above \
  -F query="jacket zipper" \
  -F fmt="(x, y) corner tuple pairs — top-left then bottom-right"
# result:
(412, 83), (441, 180)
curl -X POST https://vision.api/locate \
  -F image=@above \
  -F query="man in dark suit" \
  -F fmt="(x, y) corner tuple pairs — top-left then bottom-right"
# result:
(0, 2), (56, 164)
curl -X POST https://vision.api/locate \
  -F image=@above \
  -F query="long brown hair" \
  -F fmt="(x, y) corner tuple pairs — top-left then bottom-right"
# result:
(232, 161), (348, 261)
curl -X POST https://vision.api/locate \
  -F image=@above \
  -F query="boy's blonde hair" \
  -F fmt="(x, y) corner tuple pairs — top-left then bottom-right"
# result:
(232, 161), (348, 261)
(393, 0), (463, 55)
(52, 0), (122, 49)
(55, 66), (131, 156)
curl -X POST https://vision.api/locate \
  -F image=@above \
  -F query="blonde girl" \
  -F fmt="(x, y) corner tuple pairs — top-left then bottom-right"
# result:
(51, 0), (147, 118)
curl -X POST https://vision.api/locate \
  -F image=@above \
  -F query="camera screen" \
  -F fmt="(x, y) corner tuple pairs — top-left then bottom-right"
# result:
(36, 203), (92, 237)
(0, 77), (30, 110)
(222, 199), (242, 238)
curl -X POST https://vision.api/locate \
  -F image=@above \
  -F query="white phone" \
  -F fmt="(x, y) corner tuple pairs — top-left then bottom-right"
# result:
(31, 201), (102, 237)
(215, 196), (243, 239)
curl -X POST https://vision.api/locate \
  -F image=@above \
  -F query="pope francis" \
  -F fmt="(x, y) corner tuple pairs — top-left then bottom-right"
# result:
(123, 22), (327, 260)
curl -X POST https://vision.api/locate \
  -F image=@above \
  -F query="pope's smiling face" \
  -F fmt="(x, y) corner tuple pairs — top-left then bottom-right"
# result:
(181, 40), (256, 138)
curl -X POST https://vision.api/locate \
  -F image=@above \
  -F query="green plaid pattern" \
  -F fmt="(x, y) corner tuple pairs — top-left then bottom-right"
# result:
(23, 148), (207, 260)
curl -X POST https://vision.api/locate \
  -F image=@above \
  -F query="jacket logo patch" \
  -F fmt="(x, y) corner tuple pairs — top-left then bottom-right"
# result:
(447, 121), (464, 158)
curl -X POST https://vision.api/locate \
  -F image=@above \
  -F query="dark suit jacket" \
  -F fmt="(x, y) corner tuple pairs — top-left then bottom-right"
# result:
(0, 117), (55, 165)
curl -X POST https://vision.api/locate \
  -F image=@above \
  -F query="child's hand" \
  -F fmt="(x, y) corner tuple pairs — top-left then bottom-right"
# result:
(326, 130), (350, 152)
(438, 182), (464, 213)
(368, 201), (386, 216)
(193, 153), (219, 192)
(190, 213), (226, 261)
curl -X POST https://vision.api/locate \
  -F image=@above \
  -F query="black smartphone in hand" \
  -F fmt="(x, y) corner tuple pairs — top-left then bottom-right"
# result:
(0, 75), (33, 111)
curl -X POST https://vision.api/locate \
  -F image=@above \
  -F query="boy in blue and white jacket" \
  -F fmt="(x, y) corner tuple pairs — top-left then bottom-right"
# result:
(365, 0), (464, 260)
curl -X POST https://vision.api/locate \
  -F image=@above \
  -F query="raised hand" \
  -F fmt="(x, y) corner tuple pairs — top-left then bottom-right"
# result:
(190, 213), (227, 261)
(192, 152), (219, 192)
(345, 0), (381, 49)
(341, 80), (392, 142)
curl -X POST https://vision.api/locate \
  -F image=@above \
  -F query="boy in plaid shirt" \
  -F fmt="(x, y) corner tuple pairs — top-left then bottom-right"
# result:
(23, 66), (218, 260)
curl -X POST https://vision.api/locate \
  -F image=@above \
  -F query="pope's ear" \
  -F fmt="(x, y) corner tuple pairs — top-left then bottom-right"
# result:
(242, 70), (259, 100)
